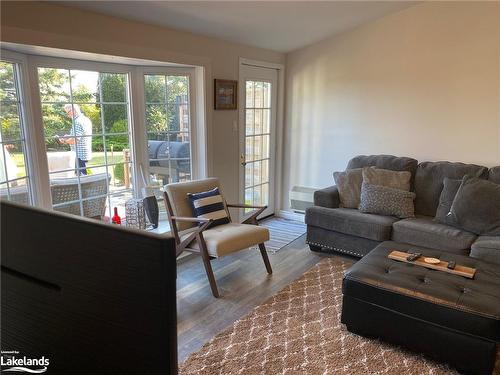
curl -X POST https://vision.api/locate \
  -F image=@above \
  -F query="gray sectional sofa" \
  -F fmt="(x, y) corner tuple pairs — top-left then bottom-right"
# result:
(305, 155), (500, 264)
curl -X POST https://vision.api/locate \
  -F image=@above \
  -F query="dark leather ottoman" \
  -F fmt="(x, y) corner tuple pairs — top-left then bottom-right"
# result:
(341, 241), (500, 375)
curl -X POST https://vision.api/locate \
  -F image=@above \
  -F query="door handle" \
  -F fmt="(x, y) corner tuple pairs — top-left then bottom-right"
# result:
(240, 153), (246, 167)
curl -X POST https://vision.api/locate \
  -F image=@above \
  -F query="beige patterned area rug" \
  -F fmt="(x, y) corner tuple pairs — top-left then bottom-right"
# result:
(179, 257), (499, 375)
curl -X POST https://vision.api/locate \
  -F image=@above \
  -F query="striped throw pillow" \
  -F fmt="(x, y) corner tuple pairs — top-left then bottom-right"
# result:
(187, 187), (230, 228)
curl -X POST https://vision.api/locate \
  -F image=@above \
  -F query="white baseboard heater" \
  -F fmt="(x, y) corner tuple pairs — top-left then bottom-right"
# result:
(289, 186), (316, 213)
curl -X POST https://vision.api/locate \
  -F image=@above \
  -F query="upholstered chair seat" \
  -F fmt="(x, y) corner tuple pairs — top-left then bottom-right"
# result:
(180, 223), (270, 257)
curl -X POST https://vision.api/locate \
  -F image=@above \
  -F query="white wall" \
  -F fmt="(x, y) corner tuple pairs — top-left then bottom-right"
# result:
(0, 1), (285, 205)
(283, 2), (500, 210)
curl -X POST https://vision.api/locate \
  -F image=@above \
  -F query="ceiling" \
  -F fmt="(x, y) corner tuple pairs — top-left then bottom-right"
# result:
(60, 1), (417, 53)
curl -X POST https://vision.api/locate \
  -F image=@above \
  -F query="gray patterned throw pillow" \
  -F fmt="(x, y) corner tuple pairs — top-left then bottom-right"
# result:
(359, 182), (416, 218)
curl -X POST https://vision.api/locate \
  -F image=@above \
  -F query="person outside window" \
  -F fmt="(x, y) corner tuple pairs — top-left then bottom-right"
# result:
(59, 104), (92, 175)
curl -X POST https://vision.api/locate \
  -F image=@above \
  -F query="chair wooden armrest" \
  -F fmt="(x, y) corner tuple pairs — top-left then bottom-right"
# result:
(175, 219), (212, 256)
(163, 184), (272, 298)
(172, 216), (211, 223)
(226, 203), (268, 225)
(226, 203), (266, 209)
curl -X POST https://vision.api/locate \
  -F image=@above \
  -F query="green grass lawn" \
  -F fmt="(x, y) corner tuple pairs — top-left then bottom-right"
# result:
(11, 152), (125, 179)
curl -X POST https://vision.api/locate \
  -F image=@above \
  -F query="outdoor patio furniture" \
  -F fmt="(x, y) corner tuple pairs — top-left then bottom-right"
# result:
(47, 151), (76, 178)
(0, 173), (110, 219)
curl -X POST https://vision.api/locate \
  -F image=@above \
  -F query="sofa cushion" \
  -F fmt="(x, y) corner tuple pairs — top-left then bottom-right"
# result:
(414, 161), (488, 217)
(471, 236), (500, 265)
(362, 167), (411, 191)
(434, 177), (462, 225)
(391, 216), (476, 254)
(346, 154), (418, 189)
(333, 168), (363, 208)
(488, 166), (500, 184)
(449, 176), (500, 236)
(359, 182), (415, 219)
(305, 206), (398, 241)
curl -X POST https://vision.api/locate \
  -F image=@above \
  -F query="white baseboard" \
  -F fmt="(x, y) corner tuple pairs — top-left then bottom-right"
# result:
(277, 210), (305, 222)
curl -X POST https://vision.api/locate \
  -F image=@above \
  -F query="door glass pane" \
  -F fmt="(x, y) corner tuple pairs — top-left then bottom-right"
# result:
(254, 82), (263, 108)
(254, 109), (263, 134)
(263, 109), (270, 134)
(262, 160), (269, 184)
(245, 81), (254, 108)
(245, 163), (253, 188)
(262, 134), (270, 160)
(262, 183), (269, 206)
(263, 82), (271, 108)
(253, 184), (262, 206)
(245, 109), (254, 136)
(145, 74), (192, 185)
(254, 136), (262, 160)
(38, 67), (132, 219)
(245, 188), (253, 206)
(245, 137), (254, 162)
(0, 61), (32, 205)
(243, 79), (273, 216)
(253, 160), (261, 185)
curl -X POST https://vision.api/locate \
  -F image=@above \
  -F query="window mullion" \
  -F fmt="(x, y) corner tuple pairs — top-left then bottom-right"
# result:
(22, 55), (51, 209)
(129, 67), (149, 197)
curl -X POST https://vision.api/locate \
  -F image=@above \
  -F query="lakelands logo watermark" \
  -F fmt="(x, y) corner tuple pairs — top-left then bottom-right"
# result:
(1, 351), (49, 373)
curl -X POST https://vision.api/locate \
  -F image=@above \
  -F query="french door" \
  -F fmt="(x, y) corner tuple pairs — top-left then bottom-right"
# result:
(34, 62), (133, 219)
(239, 64), (278, 219)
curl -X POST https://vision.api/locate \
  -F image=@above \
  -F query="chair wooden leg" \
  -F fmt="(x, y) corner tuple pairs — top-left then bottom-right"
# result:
(198, 235), (220, 298)
(258, 243), (273, 274)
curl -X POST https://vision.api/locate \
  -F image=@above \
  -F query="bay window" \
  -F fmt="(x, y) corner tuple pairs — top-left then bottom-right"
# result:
(0, 49), (203, 223)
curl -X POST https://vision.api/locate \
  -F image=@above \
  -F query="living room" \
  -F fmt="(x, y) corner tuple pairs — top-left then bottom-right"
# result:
(1, 1), (499, 374)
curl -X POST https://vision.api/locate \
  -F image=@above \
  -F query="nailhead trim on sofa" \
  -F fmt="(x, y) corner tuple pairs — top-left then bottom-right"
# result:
(306, 240), (364, 258)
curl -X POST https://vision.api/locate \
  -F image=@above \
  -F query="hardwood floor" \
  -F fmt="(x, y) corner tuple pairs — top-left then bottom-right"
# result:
(176, 234), (350, 362)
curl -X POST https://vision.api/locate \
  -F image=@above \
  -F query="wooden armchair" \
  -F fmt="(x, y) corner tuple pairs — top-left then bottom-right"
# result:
(164, 177), (272, 297)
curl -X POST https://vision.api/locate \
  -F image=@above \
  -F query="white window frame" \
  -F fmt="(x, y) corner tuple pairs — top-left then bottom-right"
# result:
(0, 50), (38, 206)
(27, 55), (139, 214)
(0, 49), (206, 217)
(134, 66), (199, 188)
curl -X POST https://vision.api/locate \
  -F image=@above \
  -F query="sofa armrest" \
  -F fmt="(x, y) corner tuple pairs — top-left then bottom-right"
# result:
(470, 236), (500, 265)
(314, 185), (340, 208)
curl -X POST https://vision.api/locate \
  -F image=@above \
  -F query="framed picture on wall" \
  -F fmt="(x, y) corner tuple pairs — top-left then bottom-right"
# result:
(214, 79), (237, 110)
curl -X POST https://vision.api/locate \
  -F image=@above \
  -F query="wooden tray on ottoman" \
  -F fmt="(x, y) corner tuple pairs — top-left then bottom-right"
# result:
(388, 250), (476, 279)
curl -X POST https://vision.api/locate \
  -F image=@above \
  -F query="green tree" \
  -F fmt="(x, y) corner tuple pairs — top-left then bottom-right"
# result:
(144, 74), (188, 139)
(99, 73), (127, 133)
(1, 63), (27, 148)
(37, 68), (71, 151)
